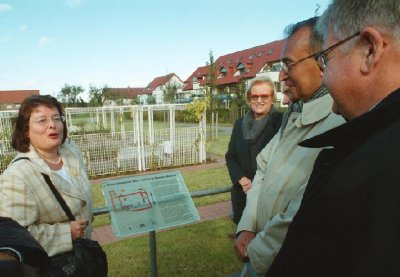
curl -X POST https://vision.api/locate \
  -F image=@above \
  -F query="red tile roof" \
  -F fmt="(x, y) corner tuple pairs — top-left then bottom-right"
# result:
(214, 39), (285, 85)
(0, 90), (40, 104)
(144, 73), (183, 94)
(105, 87), (145, 98)
(183, 39), (285, 90)
(183, 66), (209, 90)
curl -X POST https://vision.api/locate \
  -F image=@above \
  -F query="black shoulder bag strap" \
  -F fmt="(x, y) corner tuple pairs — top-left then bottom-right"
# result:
(12, 157), (76, 221)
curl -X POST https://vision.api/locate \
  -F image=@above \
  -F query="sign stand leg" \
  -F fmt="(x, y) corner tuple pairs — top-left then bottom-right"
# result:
(150, 230), (158, 277)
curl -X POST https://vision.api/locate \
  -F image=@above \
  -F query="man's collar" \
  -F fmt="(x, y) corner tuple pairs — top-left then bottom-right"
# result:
(300, 93), (334, 126)
(300, 87), (400, 149)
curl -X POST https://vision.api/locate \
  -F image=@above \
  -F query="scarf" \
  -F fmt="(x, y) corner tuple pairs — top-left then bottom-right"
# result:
(280, 86), (329, 137)
(242, 106), (276, 142)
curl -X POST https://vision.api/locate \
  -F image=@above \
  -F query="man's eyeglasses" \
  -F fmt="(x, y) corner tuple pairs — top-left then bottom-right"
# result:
(280, 51), (320, 73)
(30, 115), (66, 126)
(314, 31), (360, 70)
(280, 31), (360, 72)
(249, 94), (271, 102)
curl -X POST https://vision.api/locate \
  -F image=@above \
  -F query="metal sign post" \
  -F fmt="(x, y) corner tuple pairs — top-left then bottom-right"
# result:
(149, 230), (158, 277)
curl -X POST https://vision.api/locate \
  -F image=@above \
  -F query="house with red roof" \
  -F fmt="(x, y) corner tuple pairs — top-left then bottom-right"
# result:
(107, 40), (285, 106)
(183, 39), (285, 106)
(181, 66), (209, 102)
(143, 73), (184, 104)
(106, 73), (184, 105)
(0, 90), (40, 110)
(103, 87), (146, 105)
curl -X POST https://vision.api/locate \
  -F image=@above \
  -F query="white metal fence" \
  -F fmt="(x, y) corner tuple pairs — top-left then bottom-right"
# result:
(0, 104), (207, 177)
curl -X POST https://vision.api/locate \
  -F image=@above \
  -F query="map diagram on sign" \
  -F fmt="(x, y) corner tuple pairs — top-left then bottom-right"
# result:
(102, 171), (200, 237)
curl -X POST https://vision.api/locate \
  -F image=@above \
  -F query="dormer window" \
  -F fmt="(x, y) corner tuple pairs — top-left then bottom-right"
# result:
(219, 67), (227, 78)
(234, 63), (245, 76)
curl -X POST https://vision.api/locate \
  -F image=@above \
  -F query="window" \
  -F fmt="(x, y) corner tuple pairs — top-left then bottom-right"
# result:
(219, 67), (227, 78)
(234, 63), (245, 76)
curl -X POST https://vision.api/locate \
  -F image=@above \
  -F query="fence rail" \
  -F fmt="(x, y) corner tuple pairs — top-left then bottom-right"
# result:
(0, 104), (207, 175)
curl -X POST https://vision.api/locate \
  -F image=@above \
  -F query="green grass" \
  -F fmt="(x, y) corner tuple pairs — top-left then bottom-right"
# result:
(207, 135), (231, 157)
(102, 217), (242, 277)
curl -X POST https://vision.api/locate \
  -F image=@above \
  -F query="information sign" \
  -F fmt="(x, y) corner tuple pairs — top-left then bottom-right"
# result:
(102, 171), (200, 237)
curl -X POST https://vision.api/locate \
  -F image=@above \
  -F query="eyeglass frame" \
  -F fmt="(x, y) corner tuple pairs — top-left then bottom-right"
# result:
(248, 94), (272, 102)
(314, 31), (361, 70)
(29, 115), (66, 126)
(279, 31), (361, 72)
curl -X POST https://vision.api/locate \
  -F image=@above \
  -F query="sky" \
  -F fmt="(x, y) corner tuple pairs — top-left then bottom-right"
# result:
(0, 0), (331, 100)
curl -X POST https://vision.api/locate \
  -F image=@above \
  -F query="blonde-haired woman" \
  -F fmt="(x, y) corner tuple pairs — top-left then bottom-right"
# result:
(226, 77), (283, 224)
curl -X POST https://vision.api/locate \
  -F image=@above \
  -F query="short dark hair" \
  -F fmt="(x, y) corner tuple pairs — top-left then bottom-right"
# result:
(283, 17), (323, 54)
(12, 95), (67, 152)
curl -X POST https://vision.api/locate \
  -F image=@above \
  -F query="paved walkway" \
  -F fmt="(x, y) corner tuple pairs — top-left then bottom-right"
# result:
(92, 153), (232, 244)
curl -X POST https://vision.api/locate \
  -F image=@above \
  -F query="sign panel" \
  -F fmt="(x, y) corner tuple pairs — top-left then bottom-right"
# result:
(102, 170), (200, 237)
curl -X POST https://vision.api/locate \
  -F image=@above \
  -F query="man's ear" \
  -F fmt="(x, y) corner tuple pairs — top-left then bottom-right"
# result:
(359, 27), (386, 73)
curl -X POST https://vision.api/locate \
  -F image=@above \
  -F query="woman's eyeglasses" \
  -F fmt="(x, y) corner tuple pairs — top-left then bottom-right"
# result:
(249, 94), (271, 102)
(30, 115), (66, 126)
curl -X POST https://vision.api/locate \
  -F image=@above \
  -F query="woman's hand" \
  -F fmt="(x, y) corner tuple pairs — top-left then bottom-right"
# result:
(238, 177), (253, 194)
(70, 219), (88, 241)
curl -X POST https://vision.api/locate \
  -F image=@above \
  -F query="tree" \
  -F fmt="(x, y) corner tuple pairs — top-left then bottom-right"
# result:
(146, 95), (156, 104)
(88, 84), (108, 107)
(205, 50), (218, 111)
(57, 84), (85, 107)
(101, 88), (124, 106)
(232, 77), (247, 108)
(314, 3), (321, 16)
(130, 97), (139, 105)
(163, 82), (180, 104)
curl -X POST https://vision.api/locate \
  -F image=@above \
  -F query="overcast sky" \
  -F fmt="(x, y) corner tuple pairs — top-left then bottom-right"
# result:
(0, 0), (331, 99)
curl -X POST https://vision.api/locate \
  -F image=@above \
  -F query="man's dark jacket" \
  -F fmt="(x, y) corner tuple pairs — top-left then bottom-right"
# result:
(0, 216), (50, 276)
(266, 88), (400, 277)
(226, 110), (282, 224)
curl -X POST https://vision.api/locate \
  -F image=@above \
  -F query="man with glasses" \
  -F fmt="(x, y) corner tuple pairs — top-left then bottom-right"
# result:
(233, 17), (344, 276)
(266, 1), (400, 276)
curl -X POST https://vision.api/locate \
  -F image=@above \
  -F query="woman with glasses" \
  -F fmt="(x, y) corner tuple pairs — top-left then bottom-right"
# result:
(0, 95), (93, 275)
(226, 77), (282, 225)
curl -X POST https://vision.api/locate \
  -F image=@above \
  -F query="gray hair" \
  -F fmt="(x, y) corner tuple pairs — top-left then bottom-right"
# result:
(246, 76), (276, 101)
(317, 0), (400, 42)
(284, 17), (324, 54)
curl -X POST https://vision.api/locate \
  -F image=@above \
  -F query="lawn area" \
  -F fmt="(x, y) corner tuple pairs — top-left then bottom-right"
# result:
(103, 217), (243, 277)
(207, 135), (231, 157)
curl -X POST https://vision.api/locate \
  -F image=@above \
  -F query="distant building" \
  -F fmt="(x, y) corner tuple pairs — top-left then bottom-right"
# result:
(107, 39), (286, 107)
(182, 66), (209, 102)
(0, 90), (40, 110)
(183, 39), (286, 106)
(103, 87), (145, 106)
(107, 73), (184, 105)
(143, 73), (184, 104)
